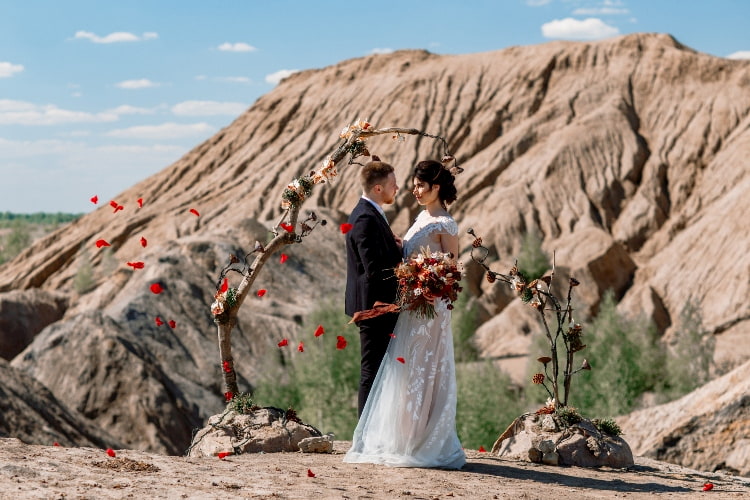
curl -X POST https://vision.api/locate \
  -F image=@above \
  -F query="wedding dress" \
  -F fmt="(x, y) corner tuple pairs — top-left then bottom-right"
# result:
(344, 210), (466, 469)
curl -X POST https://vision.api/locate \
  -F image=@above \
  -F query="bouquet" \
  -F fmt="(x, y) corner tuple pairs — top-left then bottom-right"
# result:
(395, 247), (462, 319)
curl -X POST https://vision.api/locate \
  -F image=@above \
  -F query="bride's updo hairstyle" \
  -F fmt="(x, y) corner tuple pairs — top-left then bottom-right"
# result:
(413, 160), (458, 206)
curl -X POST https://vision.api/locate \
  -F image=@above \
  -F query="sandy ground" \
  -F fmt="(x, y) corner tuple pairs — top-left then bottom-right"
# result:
(1, 438), (749, 499)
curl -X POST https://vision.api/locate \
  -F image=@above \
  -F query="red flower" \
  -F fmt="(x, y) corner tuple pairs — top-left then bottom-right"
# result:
(224, 391), (233, 402)
(314, 325), (324, 337)
(95, 239), (110, 248)
(396, 357), (405, 364)
(280, 223), (294, 233)
(222, 361), (231, 373)
(126, 261), (145, 269)
(217, 452), (231, 460)
(106, 448), (116, 457)
(168, 320), (176, 329)
(298, 342), (304, 352)
(336, 336), (347, 350)
(307, 469), (316, 478)
(53, 442), (60, 447)
(220, 277), (229, 293)
(340, 223), (353, 234)
(278, 338), (289, 347)
(478, 445), (486, 452)
(137, 198), (143, 208)
(257, 289), (267, 297)
(279, 253), (289, 264)
(90, 195), (98, 204)
(155, 316), (164, 326)
(150, 283), (163, 294)
(140, 236), (147, 247)
(703, 482), (714, 491)
(189, 208), (200, 216)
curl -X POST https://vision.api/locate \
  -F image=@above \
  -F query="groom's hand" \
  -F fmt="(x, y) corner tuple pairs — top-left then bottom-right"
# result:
(393, 235), (403, 249)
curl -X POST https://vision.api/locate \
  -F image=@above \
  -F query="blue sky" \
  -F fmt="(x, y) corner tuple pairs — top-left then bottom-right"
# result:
(1, 0), (748, 214)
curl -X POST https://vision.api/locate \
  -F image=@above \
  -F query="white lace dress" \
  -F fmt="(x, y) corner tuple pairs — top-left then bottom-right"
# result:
(344, 210), (466, 469)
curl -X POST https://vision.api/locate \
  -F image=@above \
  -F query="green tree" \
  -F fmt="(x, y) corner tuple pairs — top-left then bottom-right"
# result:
(517, 231), (549, 280)
(0, 221), (31, 264)
(664, 299), (714, 399)
(451, 292), (480, 363)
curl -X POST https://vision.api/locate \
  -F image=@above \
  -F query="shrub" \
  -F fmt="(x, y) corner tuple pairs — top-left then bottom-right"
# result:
(517, 231), (549, 280)
(451, 292), (480, 363)
(663, 299), (714, 399)
(593, 418), (622, 436)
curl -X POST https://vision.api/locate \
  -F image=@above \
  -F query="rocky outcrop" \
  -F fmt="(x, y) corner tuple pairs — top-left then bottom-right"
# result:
(0, 289), (67, 360)
(617, 360), (750, 477)
(0, 33), (748, 458)
(0, 358), (120, 449)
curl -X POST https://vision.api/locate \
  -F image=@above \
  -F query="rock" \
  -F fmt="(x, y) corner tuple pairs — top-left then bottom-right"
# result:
(494, 413), (634, 468)
(541, 416), (558, 433)
(187, 407), (323, 457)
(0, 289), (67, 360)
(298, 434), (334, 453)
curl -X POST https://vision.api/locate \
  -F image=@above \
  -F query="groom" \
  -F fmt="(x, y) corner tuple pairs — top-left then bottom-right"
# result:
(345, 158), (402, 417)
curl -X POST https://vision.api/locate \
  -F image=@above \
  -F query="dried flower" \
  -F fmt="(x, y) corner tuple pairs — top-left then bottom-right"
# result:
(486, 272), (496, 283)
(581, 359), (591, 370)
(569, 277), (580, 287)
(532, 373), (545, 384)
(537, 356), (552, 365)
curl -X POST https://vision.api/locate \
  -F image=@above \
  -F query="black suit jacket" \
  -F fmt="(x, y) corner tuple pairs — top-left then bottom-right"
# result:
(345, 198), (403, 317)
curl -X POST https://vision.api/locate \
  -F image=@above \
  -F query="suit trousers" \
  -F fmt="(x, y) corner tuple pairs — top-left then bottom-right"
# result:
(357, 312), (399, 417)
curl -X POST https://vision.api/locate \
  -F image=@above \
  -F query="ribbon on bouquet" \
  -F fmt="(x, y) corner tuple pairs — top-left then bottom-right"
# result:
(348, 301), (402, 323)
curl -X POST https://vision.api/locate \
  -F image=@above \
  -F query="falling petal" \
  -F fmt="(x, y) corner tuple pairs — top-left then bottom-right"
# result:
(340, 223), (353, 234)
(389, 333), (396, 338)
(137, 198), (143, 208)
(150, 283), (163, 294)
(278, 338), (289, 347)
(257, 289), (267, 297)
(155, 317), (164, 326)
(90, 195), (98, 204)
(224, 391), (233, 402)
(217, 452), (231, 460)
(126, 261), (145, 269)
(280, 253), (289, 264)
(280, 223), (294, 233)
(336, 336), (347, 350)
(168, 320), (176, 329)
(106, 448), (116, 458)
(298, 342), (304, 352)
(189, 208), (200, 217)
(109, 200), (118, 208)
(95, 239), (110, 248)
(307, 469), (316, 478)
(53, 442), (60, 447)
(222, 361), (231, 373)
(703, 483), (714, 491)
(314, 325), (324, 337)
(220, 277), (229, 293)
(478, 445), (486, 452)
(396, 357), (405, 364)
(140, 237), (147, 248)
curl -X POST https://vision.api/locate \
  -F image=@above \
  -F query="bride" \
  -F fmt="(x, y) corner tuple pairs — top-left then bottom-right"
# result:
(344, 159), (466, 469)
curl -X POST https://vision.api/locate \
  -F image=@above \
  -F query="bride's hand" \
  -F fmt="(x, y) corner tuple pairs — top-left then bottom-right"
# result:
(422, 291), (436, 305)
(394, 235), (403, 249)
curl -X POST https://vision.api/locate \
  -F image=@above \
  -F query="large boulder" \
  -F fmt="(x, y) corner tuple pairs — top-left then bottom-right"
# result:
(0, 289), (67, 360)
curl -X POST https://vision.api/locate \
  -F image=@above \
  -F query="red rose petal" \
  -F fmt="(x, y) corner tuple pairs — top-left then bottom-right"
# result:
(389, 333), (396, 338)
(189, 208), (200, 216)
(340, 223), (353, 234)
(150, 283), (163, 294)
(703, 483), (714, 491)
(336, 336), (347, 350)
(218, 452), (231, 460)
(90, 195), (98, 204)
(222, 361), (231, 373)
(478, 445), (486, 452)
(257, 289), (267, 297)
(95, 239), (110, 248)
(314, 325), (324, 337)
(224, 391), (233, 402)
(106, 448), (116, 457)
(168, 320), (176, 329)
(126, 261), (145, 269)
(137, 198), (143, 208)
(307, 469), (316, 478)
(280, 223), (294, 233)
(220, 277), (229, 293)
(396, 357), (405, 364)
(280, 253), (289, 264)
(155, 316), (164, 326)
(277, 338), (288, 347)
(109, 200), (118, 208)
(53, 442), (60, 447)
(298, 342), (304, 352)
(140, 236), (147, 248)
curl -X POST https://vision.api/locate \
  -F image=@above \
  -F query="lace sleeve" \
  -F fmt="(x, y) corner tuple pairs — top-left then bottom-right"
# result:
(435, 216), (459, 236)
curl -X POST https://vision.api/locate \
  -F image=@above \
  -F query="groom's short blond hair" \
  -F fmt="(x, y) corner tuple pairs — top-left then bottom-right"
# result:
(360, 159), (394, 193)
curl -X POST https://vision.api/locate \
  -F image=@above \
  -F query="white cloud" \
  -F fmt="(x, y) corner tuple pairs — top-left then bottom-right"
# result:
(265, 69), (299, 85)
(215, 76), (252, 84)
(107, 104), (159, 115)
(115, 79), (161, 89)
(218, 42), (257, 52)
(526, 0), (552, 6)
(370, 48), (394, 55)
(0, 61), (24, 78)
(727, 50), (750, 60)
(0, 99), (118, 125)
(105, 122), (215, 140)
(73, 31), (158, 44)
(541, 17), (619, 40)
(572, 7), (628, 15)
(171, 100), (247, 116)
